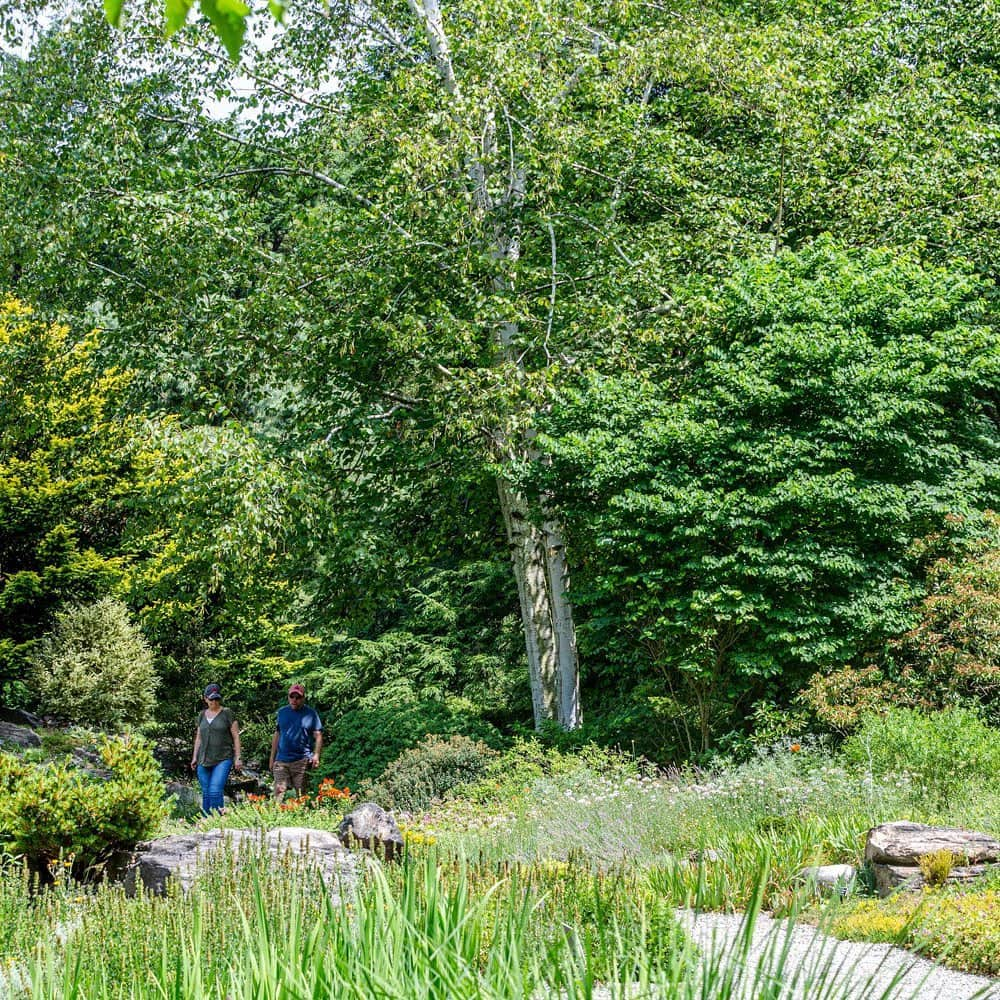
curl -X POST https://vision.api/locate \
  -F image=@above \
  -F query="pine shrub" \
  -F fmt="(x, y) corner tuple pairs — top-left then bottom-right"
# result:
(364, 734), (499, 811)
(29, 598), (157, 728)
(0, 735), (166, 873)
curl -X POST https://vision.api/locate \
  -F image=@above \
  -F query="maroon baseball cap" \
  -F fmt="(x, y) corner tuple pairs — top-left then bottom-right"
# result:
(288, 684), (305, 696)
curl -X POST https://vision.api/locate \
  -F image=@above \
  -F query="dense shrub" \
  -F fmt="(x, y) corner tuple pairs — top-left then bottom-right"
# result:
(537, 242), (1000, 752)
(0, 735), (166, 872)
(892, 513), (1000, 723)
(842, 707), (1000, 811)
(363, 734), (499, 811)
(29, 598), (157, 729)
(317, 699), (505, 789)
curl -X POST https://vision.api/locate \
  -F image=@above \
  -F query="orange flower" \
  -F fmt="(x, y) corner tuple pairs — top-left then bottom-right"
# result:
(789, 743), (802, 753)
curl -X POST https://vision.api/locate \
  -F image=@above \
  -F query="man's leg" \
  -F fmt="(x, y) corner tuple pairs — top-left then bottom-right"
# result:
(288, 758), (308, 796)
(273, 760), (292, 801)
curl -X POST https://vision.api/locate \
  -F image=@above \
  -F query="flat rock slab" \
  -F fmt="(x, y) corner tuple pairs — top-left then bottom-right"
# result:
(874, 862), (1000, 897)
(865, 822), (1000, 866)
(123, 826), (356, 899)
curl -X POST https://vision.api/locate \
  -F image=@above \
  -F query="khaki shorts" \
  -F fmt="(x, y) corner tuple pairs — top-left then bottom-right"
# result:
(272, 758), (309, 795)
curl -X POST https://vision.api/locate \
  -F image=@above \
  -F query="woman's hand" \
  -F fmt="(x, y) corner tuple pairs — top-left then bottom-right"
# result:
(234, 758), (243, 772)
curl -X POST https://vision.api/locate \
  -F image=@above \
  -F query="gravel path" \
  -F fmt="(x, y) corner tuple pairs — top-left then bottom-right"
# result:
(677, 909), (1000, 999)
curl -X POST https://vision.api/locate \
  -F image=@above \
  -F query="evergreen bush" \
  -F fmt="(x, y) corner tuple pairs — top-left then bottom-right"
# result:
(364, 733), (499, 811)
(0, 735), (166, 873)
(317, 699), (504, 789)
(29, 598), (157, 729)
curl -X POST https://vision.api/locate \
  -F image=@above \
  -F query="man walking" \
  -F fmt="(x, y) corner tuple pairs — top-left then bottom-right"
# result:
(270, 683), (323, 800)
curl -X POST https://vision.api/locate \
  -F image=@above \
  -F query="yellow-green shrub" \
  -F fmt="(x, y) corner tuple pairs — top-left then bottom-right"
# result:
(828, 897), (918, 943)
(0, 735), (166, 872)
(831, 891), (1000, 977)
(918, 849), (956, 887)
(914, 891), (1000, 976)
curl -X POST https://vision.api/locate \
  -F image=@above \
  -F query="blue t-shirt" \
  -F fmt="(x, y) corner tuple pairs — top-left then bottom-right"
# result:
(274, 704), (323, 762)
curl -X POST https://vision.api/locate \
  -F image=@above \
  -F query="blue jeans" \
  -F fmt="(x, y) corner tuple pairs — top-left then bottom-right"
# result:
(196, 758), (233, 814)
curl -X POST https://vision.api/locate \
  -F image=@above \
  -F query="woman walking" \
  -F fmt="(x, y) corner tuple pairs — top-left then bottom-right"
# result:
(190, 683), (242, 814)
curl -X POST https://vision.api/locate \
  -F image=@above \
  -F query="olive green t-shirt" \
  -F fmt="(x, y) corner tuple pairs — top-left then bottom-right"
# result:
(196, 707), (236, 767)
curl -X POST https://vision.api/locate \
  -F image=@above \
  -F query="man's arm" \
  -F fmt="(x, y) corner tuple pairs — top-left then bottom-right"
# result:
(269, 729), (279, 771)
(311, 729), (323, 768)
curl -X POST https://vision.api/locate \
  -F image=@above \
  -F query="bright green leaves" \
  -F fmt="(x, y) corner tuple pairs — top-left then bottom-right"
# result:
(103, 0), (124, 28)
(164, 0), (195, 35)
(198, 0), (250, 62)
(536, 241), (1000, 751)
(103, 0), (250, 61)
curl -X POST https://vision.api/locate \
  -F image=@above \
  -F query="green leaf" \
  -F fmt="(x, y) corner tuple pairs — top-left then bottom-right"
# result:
(164, 0), (194, 35)
(199, 0), (248, 60)
(103, 0), (124, 28)
(267, 0), (286, 23)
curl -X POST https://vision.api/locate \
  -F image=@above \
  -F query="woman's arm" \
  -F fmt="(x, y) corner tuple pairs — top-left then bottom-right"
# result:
(230, 717), (242, 770)
(191, 728), (200, 770)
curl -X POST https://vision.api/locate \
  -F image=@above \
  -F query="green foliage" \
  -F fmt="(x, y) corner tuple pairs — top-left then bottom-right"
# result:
(891, 513), (1000, 723)
(0, 735), (166, 869)
(364, 733), (499, 812)
(29, 598), (157, 729)
(828, 897), (915, 945)
(843, 707), (1000, 813)
(538, 240), (1000, 752)
(313, 562), (528, 724)
(0, 298), (136, 690)
(832, 890), (1000, 977)
(319, 699), (505, 791)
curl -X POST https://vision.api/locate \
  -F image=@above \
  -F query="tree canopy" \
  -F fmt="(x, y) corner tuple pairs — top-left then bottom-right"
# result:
(0, 0), (997, 765)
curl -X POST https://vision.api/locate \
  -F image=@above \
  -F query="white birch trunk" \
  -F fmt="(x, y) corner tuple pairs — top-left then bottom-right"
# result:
(544, 518), (581, 728)
(410, 0), (582, 729)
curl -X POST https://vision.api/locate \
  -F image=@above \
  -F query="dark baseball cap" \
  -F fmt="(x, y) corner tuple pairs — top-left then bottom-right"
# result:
(204, 684), (222, 700)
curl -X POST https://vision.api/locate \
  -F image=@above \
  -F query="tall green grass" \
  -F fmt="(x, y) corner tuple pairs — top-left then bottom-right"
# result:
(11, 848), (951, 1000)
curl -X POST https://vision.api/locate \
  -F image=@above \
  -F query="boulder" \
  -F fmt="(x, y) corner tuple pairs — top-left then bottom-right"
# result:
(164, 781), (202, 818)
(0, 721), (41, 749)
(866, 822), (1000, 897)
(338, 802), (405, 861)
(865, 822), (1000, 866)
(225, 769), (268, 799)
(0, 708), (42, 728)
(123, 826), (356, 899)
(799, 864), (857, 895)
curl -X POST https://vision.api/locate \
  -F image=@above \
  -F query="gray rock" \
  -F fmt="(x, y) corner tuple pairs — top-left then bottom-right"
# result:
(338, 801), (404, 860)
(0, 721), (41, 748)
(687, 848), (724, 864)
(865, 821), (1000, 866)
(164, 781), (202, 818)
(873, 861), (1000, 898)
(0, 708), (41, 728)
(123, 826), (356, 898)
(798, 863), (857, 895)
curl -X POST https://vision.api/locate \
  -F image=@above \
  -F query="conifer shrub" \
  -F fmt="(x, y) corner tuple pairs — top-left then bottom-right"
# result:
(317, 699), (504, 789)
(29, 598), (157, 729)
(364, 733), (499, 812)
(0, 735), (166, 875)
